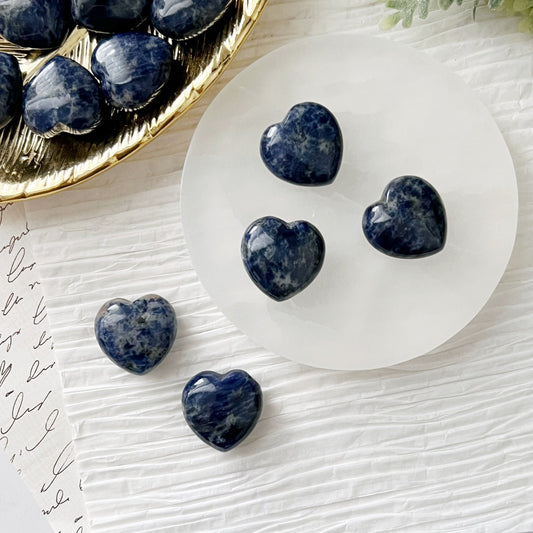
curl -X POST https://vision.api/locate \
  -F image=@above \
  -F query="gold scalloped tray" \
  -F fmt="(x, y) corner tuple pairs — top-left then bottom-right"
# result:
(0, 0), (267, 201)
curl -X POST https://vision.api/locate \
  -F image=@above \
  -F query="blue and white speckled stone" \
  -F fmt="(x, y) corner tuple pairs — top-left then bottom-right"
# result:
(0, 53), (22, 129)
(95, 294), (177, 375)
(0, 0), (70, 49)
(260, 102), (343, 186)
(91, 32), (173, 110)
(151, 0), (232, 41)
(241, 216), (325, 301)
(71, 0), (150, 33)
(362, 176), (447, 259)
(182, 370), (262, 452)
(22, 56), (103, 138)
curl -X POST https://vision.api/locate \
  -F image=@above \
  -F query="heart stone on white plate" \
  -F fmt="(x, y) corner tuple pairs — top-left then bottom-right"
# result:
(362, 176), (447, 259)
(241, 216), (326, 301)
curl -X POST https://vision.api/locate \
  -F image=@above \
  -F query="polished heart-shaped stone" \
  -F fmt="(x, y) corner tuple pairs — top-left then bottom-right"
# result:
(0, 0), (70, 49)
(362, 176), (447, 258)
(95, 295), (177, 375)
(151, 0), (232, 40)
(71, 0), (150, 33)
(182, 370), (262, 452)
(22, 56), (103, 138)
(91, 32), (173, 110)
(241, 216), (325, 301)
(260, 102), (343, 186)
(0, 53), (22, 129)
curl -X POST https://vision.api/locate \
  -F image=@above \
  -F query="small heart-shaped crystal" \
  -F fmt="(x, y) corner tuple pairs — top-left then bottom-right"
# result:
(91, 32), (173, 111)
(362, 176), (447, 258)
(71, 0), (150, 33)
(241, 216), (325, 301)
(95, 294), (177, 375)
(0, 53), (22, 129)
(0, 0), (70, 49)
(182, 370), (262, 452)
(22, 56), (103, 138)
(151, 0), (231, 41)
(260, 102), (343, 186)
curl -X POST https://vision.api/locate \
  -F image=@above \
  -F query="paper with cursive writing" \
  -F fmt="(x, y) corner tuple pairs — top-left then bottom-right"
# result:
(0, 202), (89, 533)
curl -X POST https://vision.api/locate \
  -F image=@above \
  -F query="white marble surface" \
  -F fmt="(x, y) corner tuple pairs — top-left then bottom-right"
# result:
(24, 0), (533, 531)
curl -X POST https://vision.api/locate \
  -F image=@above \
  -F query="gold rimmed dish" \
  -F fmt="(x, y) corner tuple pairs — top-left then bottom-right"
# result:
(0, 0), (267, 201)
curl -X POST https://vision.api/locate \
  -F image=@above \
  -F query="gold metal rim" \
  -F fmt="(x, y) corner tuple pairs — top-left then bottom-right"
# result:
(0, 0), (268, 202)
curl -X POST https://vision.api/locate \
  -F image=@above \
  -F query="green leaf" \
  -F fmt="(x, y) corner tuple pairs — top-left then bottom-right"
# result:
(518, 15), (531, 30)
(438, 0), (455, 9)
(513, 0), (533, 12)
(380, 0), (432, 28)
(379, 11), (405, 29)
(381, 0), (533, 34)
(385, 0), (407, 10)
(517, 10), (533, 33)
(419, 0), (430, 18)
(402, 8), (415, 25)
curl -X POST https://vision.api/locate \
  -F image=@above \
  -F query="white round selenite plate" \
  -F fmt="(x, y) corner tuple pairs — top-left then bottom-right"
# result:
(181, 33), (518, 370)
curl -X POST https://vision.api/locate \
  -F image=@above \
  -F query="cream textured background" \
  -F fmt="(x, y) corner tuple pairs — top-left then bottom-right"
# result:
(24, 1), (533, 531)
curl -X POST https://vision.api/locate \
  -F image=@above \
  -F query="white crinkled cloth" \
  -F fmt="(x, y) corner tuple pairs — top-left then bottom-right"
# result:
(24, 1), (533, 531)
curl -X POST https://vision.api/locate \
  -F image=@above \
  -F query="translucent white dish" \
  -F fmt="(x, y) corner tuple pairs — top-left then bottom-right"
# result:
(181, 33), (518, 370)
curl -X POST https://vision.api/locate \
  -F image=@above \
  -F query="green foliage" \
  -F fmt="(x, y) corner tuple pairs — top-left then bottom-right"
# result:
(379, 0), (533, 31)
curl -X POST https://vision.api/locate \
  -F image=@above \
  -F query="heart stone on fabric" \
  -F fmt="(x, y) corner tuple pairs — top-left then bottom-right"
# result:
(151, 0), (232, 41)
(23, 57), (103, 138)
(362, 175), (447, 259)
(260, 102), (343, 186)
(71, 0), (151, 33)
(94, 295), (177, 375)
(241, 216), (325, 301)
(0, 0), (71, 49)
(182, 370), (262, 452)
(91, 32), (173, 111)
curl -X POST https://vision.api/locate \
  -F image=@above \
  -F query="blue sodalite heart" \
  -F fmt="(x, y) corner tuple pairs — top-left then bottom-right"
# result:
(182, 370), (262, 452)
(362, 176), (447, 259)
(95, 295), (177, 375)
(22, 57), (102, 138)
(71, 0), (150, 33)
(91, 32), (173, 110)
(241, 216), (325, 301)
(0, 0), (70, 49)
(0, 53), (22, 129)
(260, 102), (343, 186)
(151, 0), (232, 40)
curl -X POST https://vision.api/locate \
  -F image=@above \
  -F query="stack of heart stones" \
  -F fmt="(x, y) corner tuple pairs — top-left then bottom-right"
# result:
(242, 102), (447, 301)
(0, 0), (233, 137)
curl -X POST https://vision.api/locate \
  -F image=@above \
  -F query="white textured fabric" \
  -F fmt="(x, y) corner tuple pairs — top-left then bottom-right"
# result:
(25, 1), (533, 531)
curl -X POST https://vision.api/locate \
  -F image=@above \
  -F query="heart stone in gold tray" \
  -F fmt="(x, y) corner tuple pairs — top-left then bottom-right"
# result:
(0, 0), (266, 201)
